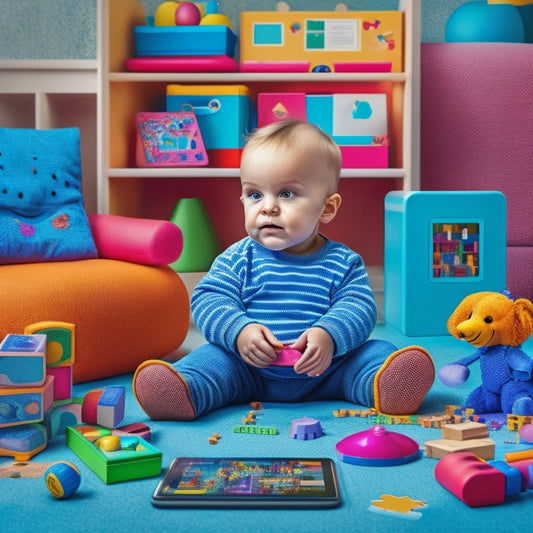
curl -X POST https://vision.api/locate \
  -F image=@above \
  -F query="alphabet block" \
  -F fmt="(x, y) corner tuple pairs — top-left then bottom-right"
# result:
(0, 334), (46, 387)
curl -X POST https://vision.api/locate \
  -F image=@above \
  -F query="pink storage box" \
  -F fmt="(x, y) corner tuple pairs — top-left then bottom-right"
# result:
(257, 93), (307, 127)
(340, 146), (388, 169)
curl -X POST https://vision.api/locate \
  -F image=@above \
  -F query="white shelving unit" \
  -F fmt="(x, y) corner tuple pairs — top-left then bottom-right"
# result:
(0, 0), (420, 277)
(98, 0), (420, 210)
(0, 60), (99, 213)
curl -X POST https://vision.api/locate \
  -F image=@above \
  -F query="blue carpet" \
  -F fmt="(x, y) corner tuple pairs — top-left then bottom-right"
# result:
(2, 324), (533, 533)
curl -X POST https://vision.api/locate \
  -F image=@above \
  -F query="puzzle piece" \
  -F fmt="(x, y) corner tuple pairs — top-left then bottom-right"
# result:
(370, 494), (426, 518)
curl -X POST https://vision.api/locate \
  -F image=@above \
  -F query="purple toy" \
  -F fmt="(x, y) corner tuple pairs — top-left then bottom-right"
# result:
(289, 417), (324, 440)
(336, 425), (420, 466)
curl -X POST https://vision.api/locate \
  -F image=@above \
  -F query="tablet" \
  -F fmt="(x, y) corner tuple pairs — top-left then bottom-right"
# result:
(151, 457), (341, 509)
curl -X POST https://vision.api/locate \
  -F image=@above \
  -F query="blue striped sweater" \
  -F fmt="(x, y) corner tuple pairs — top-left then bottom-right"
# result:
(191, 237), (377, 357)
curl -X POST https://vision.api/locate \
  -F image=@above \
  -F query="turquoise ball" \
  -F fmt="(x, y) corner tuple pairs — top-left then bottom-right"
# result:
(445, 1), (525, 43)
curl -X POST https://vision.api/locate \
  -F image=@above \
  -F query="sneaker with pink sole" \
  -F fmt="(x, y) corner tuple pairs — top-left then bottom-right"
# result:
(132, 360), (196, 421)
(374, 346), (435, 415)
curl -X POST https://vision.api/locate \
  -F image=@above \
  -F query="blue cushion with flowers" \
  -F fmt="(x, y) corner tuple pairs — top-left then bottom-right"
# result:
(0, 127), (97, 263)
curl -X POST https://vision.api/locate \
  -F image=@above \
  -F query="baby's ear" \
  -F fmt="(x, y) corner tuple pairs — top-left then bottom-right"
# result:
(320, 193), (342, 224)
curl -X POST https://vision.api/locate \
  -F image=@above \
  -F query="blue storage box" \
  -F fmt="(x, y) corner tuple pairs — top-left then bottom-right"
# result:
(166, 85), (253, 150)
(134, 25), (237, 57)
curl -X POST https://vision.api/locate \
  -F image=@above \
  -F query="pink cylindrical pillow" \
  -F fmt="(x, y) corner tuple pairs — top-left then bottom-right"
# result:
(88, 214), (183, 266)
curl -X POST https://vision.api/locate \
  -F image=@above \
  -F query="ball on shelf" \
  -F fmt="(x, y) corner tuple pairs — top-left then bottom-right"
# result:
(154, 1), (179, 26)
(44, 462), (81, 499)
(445, 1), (525, 43)
(175, 2), (201, 26)
(199, 13), (233, 29)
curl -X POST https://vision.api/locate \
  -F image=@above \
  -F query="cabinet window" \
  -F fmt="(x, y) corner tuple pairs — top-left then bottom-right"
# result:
(252, 23), (284, 46)
(432, 223), (480, 279)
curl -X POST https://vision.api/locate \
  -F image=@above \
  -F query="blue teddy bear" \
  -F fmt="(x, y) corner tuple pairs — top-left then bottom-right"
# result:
(439, 291), (533, 416)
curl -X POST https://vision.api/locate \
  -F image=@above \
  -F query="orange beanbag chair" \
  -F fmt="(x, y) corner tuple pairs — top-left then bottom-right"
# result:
(0, 214), (190, 383)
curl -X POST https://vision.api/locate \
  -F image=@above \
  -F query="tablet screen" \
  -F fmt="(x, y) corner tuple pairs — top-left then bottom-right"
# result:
(152, 457), (340, 508)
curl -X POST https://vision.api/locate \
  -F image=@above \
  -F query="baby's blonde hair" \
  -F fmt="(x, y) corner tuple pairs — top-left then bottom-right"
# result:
(242, 120), (342, 191)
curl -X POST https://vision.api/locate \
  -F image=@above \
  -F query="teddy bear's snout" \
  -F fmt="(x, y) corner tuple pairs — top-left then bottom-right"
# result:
(456, 320), (495, 347)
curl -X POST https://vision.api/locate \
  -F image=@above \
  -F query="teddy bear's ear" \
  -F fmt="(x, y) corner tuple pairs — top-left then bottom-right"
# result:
(512, 298), (533, 346)
(447, 292), (493, 338)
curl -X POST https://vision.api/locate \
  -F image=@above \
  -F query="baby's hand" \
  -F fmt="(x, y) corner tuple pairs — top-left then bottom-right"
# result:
(291, 327), (334, 377)
(237, 323), (283, 368)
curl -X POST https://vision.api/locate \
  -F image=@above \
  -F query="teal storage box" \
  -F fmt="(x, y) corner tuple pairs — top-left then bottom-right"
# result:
(384, 191), (507, 336)
(166, 85), (253, 150)
(134, 25), (237, 57)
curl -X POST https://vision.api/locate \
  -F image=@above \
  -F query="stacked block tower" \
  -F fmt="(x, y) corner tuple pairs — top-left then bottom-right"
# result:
(0, 322), (78, 461)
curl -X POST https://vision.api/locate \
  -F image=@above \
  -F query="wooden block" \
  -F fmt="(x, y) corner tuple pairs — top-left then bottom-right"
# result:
(425, 438), (495, 460)
(441, 422), (489, 441)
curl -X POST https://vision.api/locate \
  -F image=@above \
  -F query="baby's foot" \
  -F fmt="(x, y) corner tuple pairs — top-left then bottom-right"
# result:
(132, 360), (195, 420)
(374, 346), (435, 415)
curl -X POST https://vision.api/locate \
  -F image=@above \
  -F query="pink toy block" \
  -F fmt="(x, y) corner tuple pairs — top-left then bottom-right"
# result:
(0, 423), (47, 461)
(433, 451), (529, 507)
(46, 365), (72, 401)
(0, 334), (47, 387)
(0, 376), (54, 428)
(257, 93), (307, 127)
(97, 386), (126, 429)
(114, 422), (152, 442)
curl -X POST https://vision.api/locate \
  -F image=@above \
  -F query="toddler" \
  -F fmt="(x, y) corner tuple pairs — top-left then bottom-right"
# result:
(133, 120), (434, 420)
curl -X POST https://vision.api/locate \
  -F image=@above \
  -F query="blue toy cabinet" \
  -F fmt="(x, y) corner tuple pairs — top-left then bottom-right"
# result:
(384, 191), (507, 336)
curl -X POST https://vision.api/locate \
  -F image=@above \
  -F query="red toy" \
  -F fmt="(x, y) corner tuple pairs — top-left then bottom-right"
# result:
(434, 451), (533, 507)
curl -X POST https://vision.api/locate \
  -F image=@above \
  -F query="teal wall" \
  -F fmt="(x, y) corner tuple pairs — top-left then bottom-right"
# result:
(0, 0), (471, 60)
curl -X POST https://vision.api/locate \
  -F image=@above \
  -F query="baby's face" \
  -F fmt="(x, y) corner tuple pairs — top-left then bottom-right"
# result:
(240, 143), (337, 255)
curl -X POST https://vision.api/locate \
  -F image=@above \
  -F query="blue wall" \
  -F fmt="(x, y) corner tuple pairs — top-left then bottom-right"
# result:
(0, 0), (470, 60)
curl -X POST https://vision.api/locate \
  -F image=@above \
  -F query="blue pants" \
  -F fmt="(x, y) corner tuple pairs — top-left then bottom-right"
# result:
(173, 339), (398, 417)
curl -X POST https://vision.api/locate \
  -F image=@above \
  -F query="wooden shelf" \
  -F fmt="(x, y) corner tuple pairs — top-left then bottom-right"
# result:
(107, 167), (406, 179)
(108, 72), (409, 83)
(97, 0), (420, 265)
